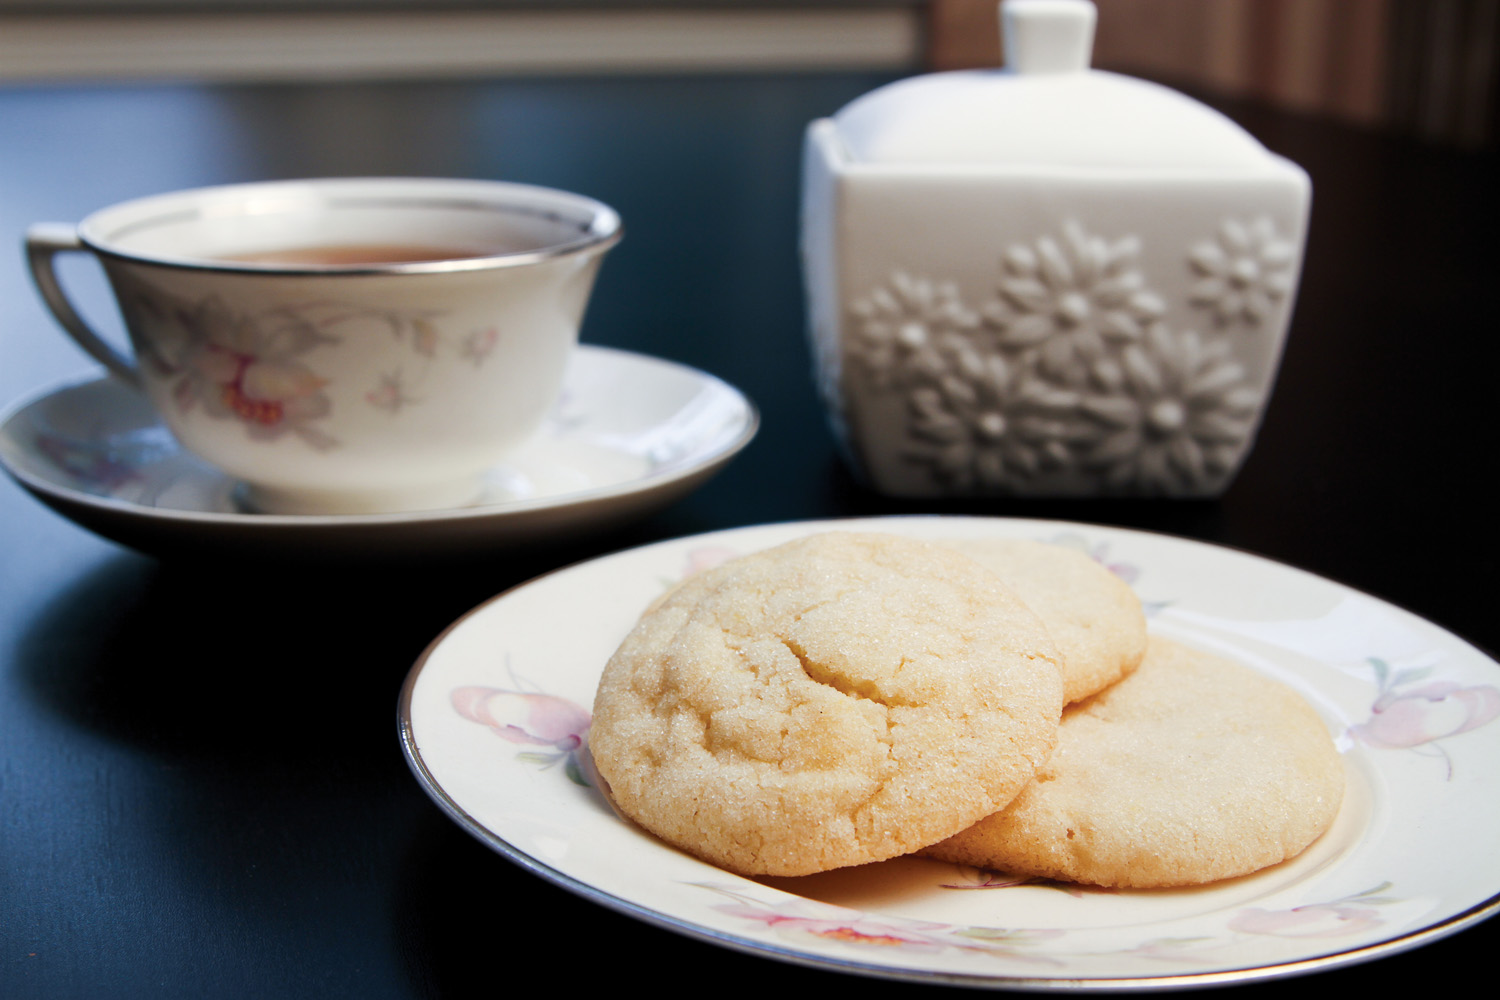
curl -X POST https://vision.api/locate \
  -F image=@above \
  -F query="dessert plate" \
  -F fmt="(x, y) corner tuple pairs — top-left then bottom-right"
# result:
(400, 515), (1500, 990)
(0, 345), (757, 558)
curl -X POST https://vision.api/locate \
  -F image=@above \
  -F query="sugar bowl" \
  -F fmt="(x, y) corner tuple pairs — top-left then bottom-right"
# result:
(801, 0), (1309, 497)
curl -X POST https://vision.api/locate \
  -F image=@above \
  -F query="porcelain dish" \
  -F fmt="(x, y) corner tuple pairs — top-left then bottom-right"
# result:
(801, 0), (1309, 498)
(401, 515), (1500, 989)
(0, 345), (757, 558)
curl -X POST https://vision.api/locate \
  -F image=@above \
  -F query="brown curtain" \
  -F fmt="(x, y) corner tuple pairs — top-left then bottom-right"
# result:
(928, 0), (1499, 148)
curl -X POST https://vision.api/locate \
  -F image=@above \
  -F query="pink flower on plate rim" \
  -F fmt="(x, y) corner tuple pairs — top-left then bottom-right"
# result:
(715, 901), (949, 952)
(1230, 906), (1382, 940)
(699, 883), (1064, 963)
(1348, 657), (1500, 778)
(1046, 532), (1141, 585)
(1229, 884), (1395, 939)
(1350, 680), (1500, 750)
(451, 683), (598, 788)
(1229, 904), (1384, 939)
(452, 686), (590, 752)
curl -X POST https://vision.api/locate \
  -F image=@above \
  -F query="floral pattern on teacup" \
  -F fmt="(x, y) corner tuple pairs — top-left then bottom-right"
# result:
(365, 372), (417, 413)
(116, 274), (514, 447)
(137, 293), (340, 447)
(364, 314), (505, 411)
(461, 327), (500, 366)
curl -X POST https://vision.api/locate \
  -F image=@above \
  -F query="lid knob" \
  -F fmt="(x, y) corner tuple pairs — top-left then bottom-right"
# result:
(1001, 0), (1097, 75)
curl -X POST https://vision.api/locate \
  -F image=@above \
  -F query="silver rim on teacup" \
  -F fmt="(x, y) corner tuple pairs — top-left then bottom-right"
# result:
(74, 177), (622, 276)
(27, 177), (624, 387)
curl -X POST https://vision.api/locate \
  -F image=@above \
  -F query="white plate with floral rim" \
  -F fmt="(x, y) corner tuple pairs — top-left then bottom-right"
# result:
(399, 515), (1500, 990)
(0, 345), (757, 558)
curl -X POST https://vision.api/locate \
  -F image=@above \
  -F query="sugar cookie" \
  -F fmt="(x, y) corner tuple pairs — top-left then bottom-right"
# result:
(944, 538), (1147, 703)
(590, 531), (1064, 876)
(925, 636), (1345, 888)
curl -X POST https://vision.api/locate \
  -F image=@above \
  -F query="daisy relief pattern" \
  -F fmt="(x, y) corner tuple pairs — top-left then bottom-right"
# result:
(905, 341), (1083, 491)
(845, 219), (1278, 495)
(982, 221), (1165, 386)
(847, 271), (978, 389)
(1187, 217), (1296, 327)
(1078, 326), (1261, 493)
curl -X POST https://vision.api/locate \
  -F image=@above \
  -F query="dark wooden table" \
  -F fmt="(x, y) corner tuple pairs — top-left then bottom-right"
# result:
(2, 71), (1495, 998)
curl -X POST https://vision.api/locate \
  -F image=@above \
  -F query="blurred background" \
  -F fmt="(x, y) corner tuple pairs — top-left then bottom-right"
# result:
(4, 1), (1496, 147)
(4, 0), (1496, 412)
(935, 0), (1499, 150)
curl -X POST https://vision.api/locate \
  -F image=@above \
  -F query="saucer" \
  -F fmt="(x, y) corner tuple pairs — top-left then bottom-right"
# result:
(0, 345), (758, 558)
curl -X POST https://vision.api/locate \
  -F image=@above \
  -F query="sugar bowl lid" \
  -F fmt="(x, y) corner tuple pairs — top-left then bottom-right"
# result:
(832, 0), (1277, 170)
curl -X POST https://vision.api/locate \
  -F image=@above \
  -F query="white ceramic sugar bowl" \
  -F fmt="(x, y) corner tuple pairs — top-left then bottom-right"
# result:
(801, 0), (1309, 497)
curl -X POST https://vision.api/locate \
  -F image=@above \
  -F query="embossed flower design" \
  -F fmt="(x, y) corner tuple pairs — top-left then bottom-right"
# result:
(848, 271), (979, 388)
(1188, 217), (1296, 326)
(904, 340), (1082, 492)
(1077, 324), (1260, 493)
(983, 221), (1166, 384)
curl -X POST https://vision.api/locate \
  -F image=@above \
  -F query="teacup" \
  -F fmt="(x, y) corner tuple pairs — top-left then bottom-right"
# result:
(26, 176), (622, 515)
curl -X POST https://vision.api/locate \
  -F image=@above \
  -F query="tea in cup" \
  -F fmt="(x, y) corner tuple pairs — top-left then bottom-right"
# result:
(27, 177), (622, 515)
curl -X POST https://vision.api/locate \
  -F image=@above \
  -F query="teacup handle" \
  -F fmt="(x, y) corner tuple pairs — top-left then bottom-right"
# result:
(25, 223), (143, 389)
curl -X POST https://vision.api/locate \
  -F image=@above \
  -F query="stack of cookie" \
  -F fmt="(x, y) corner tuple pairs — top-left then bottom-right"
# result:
(589, 532), (1344, 887)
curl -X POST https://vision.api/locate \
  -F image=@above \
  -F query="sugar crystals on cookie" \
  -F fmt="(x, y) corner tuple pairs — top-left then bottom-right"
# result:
(943, 537), (1147, 704)
(925, 635), (1345, 888)
(589, 531), (1066, 877)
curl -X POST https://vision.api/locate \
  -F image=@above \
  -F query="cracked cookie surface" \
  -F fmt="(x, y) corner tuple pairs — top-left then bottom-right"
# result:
(589, 531), (1064, 876)
(924, 635), (1346, 887)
